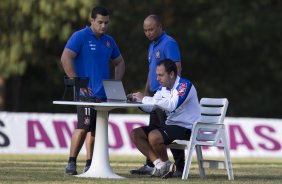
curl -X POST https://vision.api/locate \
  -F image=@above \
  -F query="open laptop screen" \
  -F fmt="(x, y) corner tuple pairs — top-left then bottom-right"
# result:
(102, 80), (127, 101)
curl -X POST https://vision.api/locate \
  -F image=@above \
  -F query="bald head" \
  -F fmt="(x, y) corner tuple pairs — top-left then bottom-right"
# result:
(143, 14), (163, 41)
(144, 15), (162, 27)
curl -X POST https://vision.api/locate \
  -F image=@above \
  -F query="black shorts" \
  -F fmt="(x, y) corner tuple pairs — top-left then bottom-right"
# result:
(141, 124), (191, 145)
(148, 91), (167, 128)
(77, 106), (96, 132)
(149, 108), (167, 127)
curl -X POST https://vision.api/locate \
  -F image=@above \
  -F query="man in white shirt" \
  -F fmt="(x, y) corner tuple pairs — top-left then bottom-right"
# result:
(130, 59), (201, 178)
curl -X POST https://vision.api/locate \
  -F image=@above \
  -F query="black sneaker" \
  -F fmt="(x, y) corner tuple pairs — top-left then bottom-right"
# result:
(82, 165), (90, 173)
(130, 164), (154, 175)
(172, 170), (183, 178)
(64, 161), (77, 175)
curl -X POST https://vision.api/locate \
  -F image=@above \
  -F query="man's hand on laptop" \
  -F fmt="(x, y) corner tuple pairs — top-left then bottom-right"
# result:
(80, 88), (93, 96)
(126, 93), (134, 101)
(131, 92), (144, 102)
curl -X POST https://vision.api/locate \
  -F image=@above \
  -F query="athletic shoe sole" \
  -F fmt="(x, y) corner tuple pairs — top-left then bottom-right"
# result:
(64, 171), (78, 175)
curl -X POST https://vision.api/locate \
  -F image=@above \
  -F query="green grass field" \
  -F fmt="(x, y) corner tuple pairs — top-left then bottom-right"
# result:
(0, 155), (282, 184)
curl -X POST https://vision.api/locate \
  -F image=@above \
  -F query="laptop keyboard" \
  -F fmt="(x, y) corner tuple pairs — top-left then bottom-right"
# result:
(79, 96), (105, 103)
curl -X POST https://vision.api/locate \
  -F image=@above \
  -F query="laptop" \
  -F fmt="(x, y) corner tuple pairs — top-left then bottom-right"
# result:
(102, 80), (141, 103)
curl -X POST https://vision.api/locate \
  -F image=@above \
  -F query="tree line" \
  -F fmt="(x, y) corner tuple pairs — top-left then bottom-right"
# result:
(1, 0), (281, 118)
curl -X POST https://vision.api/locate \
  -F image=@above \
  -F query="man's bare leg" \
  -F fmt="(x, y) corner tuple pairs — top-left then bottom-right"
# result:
(148, 129), (168, 161)
(130, 127), (159, 162)
(70, 129), (87, 157)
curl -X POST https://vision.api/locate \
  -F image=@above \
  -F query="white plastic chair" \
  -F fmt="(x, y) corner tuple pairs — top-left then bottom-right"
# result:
(168, 98), (234, 180)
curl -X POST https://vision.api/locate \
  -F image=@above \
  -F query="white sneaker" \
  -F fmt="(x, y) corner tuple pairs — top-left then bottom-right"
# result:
(151, 161), (175, 178)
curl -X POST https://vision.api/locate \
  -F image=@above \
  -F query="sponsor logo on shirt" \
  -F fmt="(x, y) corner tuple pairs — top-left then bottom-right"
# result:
(88, 41), (96, 50)
(178, 82), (187, 96)
(106, 41), (111, 48)
(155, 50), (160, 59)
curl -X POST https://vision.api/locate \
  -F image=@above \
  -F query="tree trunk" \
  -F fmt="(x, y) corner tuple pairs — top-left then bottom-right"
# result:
(0, 77), (5, 111)
(10, 76), (21, 111)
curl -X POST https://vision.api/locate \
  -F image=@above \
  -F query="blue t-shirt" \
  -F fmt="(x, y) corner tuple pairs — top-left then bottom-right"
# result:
(65, 26), (121, 98)
(148, 32), (181, 92)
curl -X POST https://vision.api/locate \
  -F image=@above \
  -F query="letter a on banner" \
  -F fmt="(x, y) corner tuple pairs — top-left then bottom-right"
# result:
(27, 120), (54, 147)
(229, 125), (254, 150)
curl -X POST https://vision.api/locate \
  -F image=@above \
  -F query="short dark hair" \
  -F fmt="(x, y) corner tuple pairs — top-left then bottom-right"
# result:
(91, 6), (109, 19)
(157, 59), (177, 76)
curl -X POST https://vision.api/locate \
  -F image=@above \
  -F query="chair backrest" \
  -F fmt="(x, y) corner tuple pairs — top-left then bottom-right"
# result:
(199, 98), (228, 124)
(196, 98), (229, 141)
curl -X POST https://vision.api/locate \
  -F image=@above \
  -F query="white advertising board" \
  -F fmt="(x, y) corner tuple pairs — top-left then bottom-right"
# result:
(0, 112), (281, 157)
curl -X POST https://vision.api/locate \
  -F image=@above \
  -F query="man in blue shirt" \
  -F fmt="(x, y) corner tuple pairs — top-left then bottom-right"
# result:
(61, 6), (125, 175)
(130, 15), (185, 177)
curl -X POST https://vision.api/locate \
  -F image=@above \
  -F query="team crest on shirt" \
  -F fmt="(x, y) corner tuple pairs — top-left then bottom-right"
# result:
(106, 41), (111, 48)
(178, 82), (187, 96)
(155, 50), (161, 59)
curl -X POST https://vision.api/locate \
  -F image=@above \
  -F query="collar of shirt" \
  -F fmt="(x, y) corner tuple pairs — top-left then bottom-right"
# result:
(153, 31), (166, 46)
(85, 26), (105, 39)
(170, 76), (181, 91)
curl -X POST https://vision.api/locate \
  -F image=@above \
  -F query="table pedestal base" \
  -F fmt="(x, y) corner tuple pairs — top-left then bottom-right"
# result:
(76, 110), (124, 179)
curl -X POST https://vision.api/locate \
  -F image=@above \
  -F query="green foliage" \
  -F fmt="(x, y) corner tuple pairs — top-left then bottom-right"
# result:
(102, 0), (282, 117)
(1, 0), (282, 117)
(0, 0), (98, 78)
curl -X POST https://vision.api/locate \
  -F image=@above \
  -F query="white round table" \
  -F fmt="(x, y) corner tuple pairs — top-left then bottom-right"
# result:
(53, 101), (151, 179)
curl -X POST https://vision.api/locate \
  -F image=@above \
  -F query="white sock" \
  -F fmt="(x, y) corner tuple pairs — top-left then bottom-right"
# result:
(153, 159), (166, 169)
(153, 159), (161, 167)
